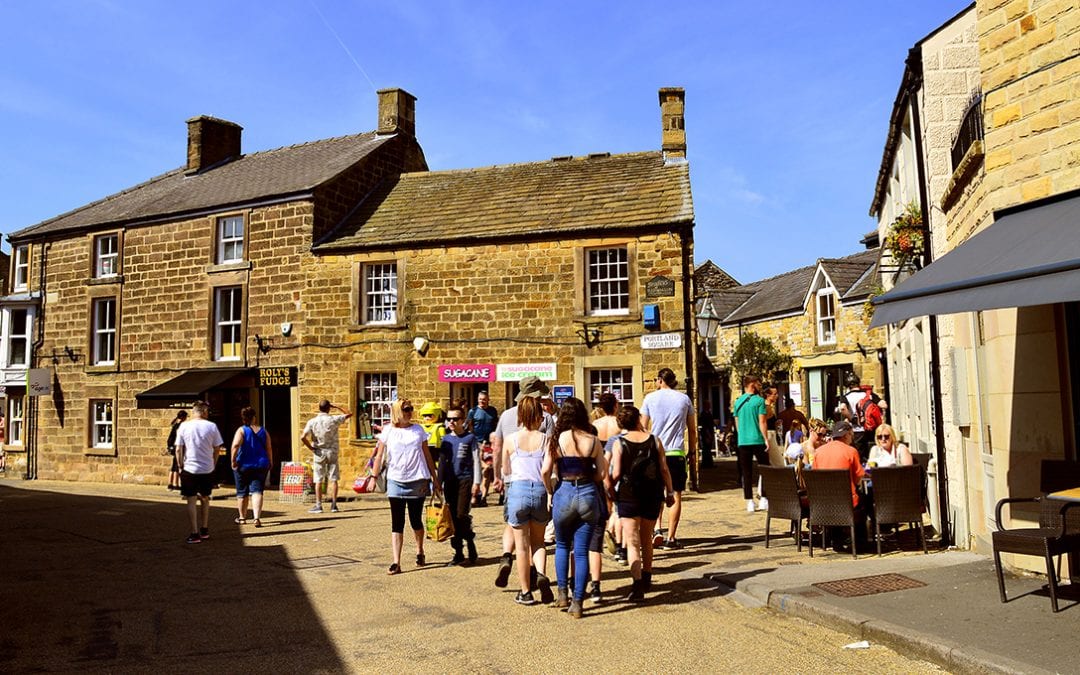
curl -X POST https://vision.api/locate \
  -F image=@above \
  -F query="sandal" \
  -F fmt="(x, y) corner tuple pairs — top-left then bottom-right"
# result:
(253, 519), (262, 528)
(416, 553), (426, 566)
(234, 517), (246, 525)
(387, 563), (401, 575)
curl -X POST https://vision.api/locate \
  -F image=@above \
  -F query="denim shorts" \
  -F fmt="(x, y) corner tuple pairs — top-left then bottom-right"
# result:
(506, 480), (550, 526)
(234, 467), (268, 497)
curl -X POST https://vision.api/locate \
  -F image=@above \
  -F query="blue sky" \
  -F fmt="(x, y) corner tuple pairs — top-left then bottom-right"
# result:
(0, 1), (972, 283)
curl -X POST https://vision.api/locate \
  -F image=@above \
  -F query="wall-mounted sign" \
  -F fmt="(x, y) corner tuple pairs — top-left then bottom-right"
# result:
(640, 333), (683, 350)
(552, 385), (574, 406)
(646, 275), (676, 298)
(789, 382), (803, 407)
(258, 367), (297, 388)
(496, 363), (557, 382)
(438, 364), (496, 382)
(27, 368), (53, 396)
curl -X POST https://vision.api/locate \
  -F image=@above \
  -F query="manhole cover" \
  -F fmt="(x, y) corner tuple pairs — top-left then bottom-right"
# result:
(812, 573), (927, 597)
(286, 555), (360, 570)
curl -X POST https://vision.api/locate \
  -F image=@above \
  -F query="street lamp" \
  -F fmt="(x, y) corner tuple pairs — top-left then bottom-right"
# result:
(696, 301), (722, 342)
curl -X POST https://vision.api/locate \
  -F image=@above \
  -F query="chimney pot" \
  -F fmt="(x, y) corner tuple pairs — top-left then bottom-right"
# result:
(658, 87), (686, 160)
(377, 88), (417, 137)
(185, 116), (242, 175)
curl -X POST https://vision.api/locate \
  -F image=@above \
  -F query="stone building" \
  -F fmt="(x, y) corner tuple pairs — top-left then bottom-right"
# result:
(872, 0), (1080, 565)
(3, 87), (697, 486)
(699, 249), (884, 426)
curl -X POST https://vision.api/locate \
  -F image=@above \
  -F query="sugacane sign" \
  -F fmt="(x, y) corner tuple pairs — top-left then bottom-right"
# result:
(438, 364), (496, 382)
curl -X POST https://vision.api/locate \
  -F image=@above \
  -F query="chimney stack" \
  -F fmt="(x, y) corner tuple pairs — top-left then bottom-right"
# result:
(659, 87), (686, 160)
(185, 116), (242, 175)
(377, 88), (417, 137)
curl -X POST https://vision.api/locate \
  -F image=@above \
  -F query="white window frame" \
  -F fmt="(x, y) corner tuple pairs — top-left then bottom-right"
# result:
(214, 286), (243, 361)
(94, 234), (119, 278)
(92, 298), (117, 365)
(360, 372), (397, 431)
(216, 215), (245, 264)
(816, 286), (837, 346)
(13, 245), (29, 292)
(6, 308), (31, 368)
(586, 246), (630, 316)
(587, 367), (634, 404)
(8, 395), (24, 446)
(361, 262), (398, 325)
(91, 400), (114, 449)
(705, 336), (718, 359)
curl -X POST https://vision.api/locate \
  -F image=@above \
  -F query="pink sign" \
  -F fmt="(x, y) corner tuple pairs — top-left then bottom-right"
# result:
(438, 364), (496, 382)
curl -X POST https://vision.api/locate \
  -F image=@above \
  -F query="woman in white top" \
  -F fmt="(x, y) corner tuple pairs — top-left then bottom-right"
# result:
(867, 423), (913, 467)
(501, 396), (554, 606)
(373, 398), (441, 575)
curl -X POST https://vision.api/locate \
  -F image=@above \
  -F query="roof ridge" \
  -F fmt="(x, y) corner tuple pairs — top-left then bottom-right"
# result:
(396, 150), (663, 178)
(239, 130), (379, 159)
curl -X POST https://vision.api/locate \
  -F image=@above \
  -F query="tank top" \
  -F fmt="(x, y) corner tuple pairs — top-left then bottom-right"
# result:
(557, 430), (599, 480)
(237, 426), (270, 470)
(509, 431), (546, 483)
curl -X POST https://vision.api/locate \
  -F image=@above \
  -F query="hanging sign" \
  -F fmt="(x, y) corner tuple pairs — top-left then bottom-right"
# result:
(27, 368), (53, 396)
(640, 333), (683, 350)
(496, 363), (557, 382)
(438, 364), (496, 382)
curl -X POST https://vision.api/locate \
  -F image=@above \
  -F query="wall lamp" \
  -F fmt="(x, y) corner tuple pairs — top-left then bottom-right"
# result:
(413, 336), (430, 356)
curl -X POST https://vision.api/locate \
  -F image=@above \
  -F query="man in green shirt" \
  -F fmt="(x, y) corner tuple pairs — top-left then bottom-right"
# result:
(733, 375), (769, 513)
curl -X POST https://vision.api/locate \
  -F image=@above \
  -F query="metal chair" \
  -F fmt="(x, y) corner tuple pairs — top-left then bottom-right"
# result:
(871, 465), (927, 556)
(992, 460), (1080, 612)
(759, 466), (808, 551)
(803, 469), (859, 559)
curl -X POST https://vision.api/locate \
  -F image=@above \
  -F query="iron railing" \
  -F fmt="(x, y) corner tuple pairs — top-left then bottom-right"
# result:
(951, 94), (984, 170)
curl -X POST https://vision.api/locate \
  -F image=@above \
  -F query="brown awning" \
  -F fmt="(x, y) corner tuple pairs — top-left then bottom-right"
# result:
(135, 368), (253, 409)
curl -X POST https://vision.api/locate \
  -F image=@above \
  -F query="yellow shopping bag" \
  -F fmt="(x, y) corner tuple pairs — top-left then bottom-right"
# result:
(425, 495), (455, 542)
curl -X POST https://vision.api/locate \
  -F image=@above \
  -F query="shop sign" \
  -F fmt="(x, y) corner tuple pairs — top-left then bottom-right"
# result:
(552, 385), (574, 406)
(27, 368), (52, 396)
(258, 367), (297, 388)
(646, 275), (676, 298)
(640, 333), (682, 350)
(438, 364), (496, 382)
(496, 363), (557, 382)
(789, 383), (803, 407)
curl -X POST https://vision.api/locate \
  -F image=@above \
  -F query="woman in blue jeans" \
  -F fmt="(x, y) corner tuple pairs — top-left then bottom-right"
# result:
(549, 397), (610, 618)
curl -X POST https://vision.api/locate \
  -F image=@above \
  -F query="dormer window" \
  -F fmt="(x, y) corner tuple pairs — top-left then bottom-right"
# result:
(816, 284), (837, 345)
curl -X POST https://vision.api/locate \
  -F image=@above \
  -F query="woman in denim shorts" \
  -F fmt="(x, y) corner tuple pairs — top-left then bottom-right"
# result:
(502, 396), (554, 606)
(230, 406), (273, 527)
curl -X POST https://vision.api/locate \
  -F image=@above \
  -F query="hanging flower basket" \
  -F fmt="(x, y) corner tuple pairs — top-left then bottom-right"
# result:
(884, 203), (925, 266)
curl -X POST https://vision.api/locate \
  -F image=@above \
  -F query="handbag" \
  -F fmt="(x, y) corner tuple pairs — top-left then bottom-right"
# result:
(425, 494), (455, 542)
(353, 474), (377, 494)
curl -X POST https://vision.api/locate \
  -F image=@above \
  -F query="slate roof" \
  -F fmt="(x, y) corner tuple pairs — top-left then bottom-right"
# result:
(712, 249), (879, 325)
(11, 132), (393, 241)
(314, 151), (693, 251)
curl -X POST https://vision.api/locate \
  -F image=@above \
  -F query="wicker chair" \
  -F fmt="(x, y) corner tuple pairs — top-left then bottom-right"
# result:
(759, 466), (808, 551)
(992, 460), (1080, 612)
(871, 465), (927, 556)
(803, 469), (859, 559)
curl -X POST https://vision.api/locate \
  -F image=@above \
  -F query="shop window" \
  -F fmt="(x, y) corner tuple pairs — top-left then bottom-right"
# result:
(90, 400), (114, 449)
(817, 285), (836, 345)
(8, 395), (23, 446)
(359, 372), (397, 432)
(586, 246), (629, 315)
(94, 234), (119, 278)
(214, 286), (243, 361)
(216, 215), (245, 264)
(588, 367), (634, 404)
(361, 262), (398, 324)
(7, 308), (31, 368)
(12, 245), (29, 292)
(91, 298), (117, 365)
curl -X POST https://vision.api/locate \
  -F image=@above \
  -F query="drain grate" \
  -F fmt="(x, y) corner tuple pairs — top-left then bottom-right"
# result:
(286, 555), (360, 570)
(812, 573), (927, 597)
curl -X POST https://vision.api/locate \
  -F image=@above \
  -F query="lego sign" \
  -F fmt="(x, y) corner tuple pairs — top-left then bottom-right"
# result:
(438, 364), (496, 382)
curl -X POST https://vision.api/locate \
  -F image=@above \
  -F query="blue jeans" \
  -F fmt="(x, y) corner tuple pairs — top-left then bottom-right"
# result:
(552, 480), (601, 601)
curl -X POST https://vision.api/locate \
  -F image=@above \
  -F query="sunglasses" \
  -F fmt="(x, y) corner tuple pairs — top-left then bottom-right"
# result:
(876, 434), (891, 440)
(401, 406), (414, 413)
(447, 416), (463, 422)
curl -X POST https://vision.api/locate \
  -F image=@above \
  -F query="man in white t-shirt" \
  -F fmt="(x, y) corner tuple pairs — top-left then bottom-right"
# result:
(301, 399), (353, 514)
(641, 367), (697, 550)
(175, 401), (225, 544)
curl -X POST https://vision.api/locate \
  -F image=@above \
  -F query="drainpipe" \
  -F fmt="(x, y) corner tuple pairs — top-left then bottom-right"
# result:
(26, 241), (48, 480)
(907, 47), (952, 546)
(680, 223), (698, 490)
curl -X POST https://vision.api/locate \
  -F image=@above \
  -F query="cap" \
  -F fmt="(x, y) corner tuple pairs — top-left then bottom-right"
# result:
(515, 376), (550, 403)
(831, 420), (854, 439)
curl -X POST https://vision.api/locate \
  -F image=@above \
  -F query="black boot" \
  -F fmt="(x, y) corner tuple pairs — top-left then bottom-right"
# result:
(627, 578), (645, 602)
(466, 538), (478, 564)
(495, 553), (512, 588)
(447, 538), (465, 566)
(642, 570), (653, 591)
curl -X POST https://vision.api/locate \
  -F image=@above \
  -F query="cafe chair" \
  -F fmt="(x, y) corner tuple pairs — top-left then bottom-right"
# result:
(871, 465), (927, 556)
(759, 466), (808, 552)
(992, 459), (1080, 612)
(803, 469), (859, 559)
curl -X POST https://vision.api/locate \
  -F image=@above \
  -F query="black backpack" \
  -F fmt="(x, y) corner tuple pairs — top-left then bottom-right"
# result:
(627, 438), (663, 500)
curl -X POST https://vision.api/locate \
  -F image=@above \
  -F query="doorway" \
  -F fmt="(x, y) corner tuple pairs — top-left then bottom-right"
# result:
(260, 387), (293, 488)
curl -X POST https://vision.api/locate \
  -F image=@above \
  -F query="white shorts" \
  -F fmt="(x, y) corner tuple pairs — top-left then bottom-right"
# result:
(312, 452), (340, 483)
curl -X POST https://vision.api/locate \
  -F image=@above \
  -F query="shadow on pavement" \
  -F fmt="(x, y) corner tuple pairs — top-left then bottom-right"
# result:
(0, 485), (344, 672)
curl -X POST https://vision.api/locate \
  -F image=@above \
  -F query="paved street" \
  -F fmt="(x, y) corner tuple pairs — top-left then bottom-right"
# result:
(1, 460), (943, 673)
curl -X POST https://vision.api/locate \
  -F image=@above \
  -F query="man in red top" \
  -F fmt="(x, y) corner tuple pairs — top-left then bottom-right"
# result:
(812, 420), (865, 507)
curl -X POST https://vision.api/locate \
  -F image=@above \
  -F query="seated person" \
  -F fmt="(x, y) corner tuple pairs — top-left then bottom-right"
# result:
(811, 420), (867, 548)
(867, 424), (913, 467)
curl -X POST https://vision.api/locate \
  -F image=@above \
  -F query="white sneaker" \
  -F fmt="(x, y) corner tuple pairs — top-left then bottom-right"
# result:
(757, 497), (769, 511)
(746, 500), (756, 513)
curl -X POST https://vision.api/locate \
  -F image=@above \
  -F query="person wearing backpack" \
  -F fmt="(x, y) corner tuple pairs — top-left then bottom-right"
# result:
(610, 405), (675, 602)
